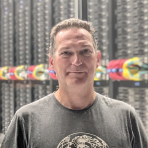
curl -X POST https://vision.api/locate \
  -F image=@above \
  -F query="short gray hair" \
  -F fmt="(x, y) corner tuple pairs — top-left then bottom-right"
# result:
(49, 18), (98, 56)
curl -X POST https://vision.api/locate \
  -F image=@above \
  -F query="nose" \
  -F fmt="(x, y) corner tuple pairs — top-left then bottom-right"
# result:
(72, 53), (82, 66)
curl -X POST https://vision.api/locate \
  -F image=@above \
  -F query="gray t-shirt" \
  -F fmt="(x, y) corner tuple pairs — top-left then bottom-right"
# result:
(1, 92), (148, 148)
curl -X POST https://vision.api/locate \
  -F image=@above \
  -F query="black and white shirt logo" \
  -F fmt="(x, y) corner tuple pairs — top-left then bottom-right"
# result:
(57, 132), (109, 148)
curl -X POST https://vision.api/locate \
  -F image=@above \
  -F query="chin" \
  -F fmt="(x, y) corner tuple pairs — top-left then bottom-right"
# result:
(66, 79), (87, 87)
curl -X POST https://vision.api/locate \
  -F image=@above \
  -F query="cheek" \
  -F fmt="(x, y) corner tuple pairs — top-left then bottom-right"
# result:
(87, 58), (97, 68)
(54, 59), (68, 72)
(87, 61), (97, 75)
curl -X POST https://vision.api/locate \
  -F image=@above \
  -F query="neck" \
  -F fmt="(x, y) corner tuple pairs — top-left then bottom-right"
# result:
(54, 85), (96, 110)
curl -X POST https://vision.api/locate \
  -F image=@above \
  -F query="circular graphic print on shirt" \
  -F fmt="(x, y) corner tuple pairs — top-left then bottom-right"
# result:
(57, 132), (109, 148)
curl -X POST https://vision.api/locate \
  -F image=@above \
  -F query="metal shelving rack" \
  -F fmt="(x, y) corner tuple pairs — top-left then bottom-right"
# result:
(0, 0), (53, 134)
(108, 0), (148, 135)
(0, 0), (15, 134)
(107, 0), (148, 97)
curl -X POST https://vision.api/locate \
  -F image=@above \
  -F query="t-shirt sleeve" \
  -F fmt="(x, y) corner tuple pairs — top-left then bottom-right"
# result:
(130, 108), (148, 148)
(1, 114), (27, 148)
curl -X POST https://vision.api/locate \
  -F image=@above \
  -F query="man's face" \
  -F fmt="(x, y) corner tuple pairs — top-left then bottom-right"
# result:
(49, 28), (101, 88)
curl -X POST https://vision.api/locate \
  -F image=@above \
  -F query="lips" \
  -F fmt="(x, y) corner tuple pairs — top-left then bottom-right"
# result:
(67, 71), (86, 76)
(68, 71), (85, 74)
(69, 72), (84, 73)
(66, 70), (86, 76)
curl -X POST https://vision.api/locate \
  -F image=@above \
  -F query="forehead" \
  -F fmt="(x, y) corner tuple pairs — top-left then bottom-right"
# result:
(55, 28), (93, 45)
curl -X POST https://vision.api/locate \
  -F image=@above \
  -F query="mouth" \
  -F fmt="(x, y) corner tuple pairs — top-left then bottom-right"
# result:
(69, 72), (85, 73)
(66, 72), (86, 78)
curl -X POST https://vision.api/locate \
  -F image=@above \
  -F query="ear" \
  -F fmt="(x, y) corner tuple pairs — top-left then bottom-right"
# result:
(49, 54), (54, 70)
(96, 50), (101, 68)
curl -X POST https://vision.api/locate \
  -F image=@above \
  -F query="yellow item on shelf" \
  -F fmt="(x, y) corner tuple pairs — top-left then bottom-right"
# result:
(122, 57), (142, 81)
(94, 66), (107, 81)
(0, 67), (9, 80)
(32, 64), (48, 81)
(14, 65), (27, 80)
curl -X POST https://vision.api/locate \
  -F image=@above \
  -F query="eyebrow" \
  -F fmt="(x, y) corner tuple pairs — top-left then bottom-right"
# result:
(60, 44), (92, 50)
(60, 47), (70, 50)
(81, 44), (93, 48)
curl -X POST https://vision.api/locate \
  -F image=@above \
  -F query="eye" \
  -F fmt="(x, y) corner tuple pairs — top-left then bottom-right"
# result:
(60, 51), (73, 58)
(80, 49), (92, 56)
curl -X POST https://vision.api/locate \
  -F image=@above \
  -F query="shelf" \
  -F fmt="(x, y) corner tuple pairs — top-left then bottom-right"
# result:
(118, 81), (148, 88)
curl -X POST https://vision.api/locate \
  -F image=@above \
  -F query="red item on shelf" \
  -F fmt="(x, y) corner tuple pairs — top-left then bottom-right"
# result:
(27, 65), (37, 79)
(107, 59), (128, 80)
(48, 67), (58, 80)
(9, 67), (18, 80)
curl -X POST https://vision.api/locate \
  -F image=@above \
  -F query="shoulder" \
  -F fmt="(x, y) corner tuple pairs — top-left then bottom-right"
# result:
(15, 93), (55, 118)
(96, 92), (136, 114)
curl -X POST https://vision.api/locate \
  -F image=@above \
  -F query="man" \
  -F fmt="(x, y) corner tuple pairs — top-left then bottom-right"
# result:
(1, 18), (148, 148)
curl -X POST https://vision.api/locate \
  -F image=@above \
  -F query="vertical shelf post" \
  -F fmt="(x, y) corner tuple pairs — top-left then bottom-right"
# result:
(108, 0), (119, 99)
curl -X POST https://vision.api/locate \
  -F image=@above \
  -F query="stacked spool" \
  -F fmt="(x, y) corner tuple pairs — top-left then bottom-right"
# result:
(14, 0), (31, 66)
(15, 83), (32, 111)
(53, 0), (75, 24)
(94, 80), (108, 96)
(1, 83), (14, 133)
(117, 87), (148, 135)
(132, 0), (148, 80)
(117, 87), (134, 104)
(94, 86), (108, 96)
(115, 0), (133, 59)
(33, 84), (50, 101)
(32, 0), (52, 65)
(87, 0), (109, 80)
(0, 0), (14, 66)
(132, 0), (148, 57)
(133, 88), (148, 135)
